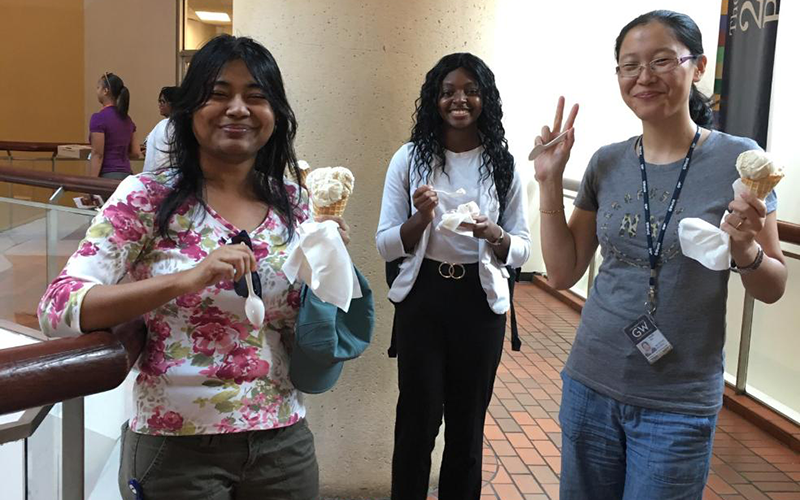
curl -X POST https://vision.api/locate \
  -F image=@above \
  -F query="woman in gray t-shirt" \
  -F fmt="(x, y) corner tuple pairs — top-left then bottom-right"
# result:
(532, 10), (787, 500)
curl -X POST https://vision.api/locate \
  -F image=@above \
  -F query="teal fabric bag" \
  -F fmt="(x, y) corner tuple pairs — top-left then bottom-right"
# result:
(290, 266), (375, 394)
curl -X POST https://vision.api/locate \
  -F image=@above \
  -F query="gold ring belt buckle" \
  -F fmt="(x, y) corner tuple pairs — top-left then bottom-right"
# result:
(437, 262), (465, 280)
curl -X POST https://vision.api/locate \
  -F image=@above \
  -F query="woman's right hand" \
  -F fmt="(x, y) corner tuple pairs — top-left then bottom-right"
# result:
(412, 185), (438, 223)
(178, 244), (257, 293)
(533, 96), (579, 184)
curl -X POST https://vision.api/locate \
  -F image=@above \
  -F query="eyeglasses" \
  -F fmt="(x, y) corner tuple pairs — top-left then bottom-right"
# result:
(616, 55), (700, 78)
(229, 230), (262, 299)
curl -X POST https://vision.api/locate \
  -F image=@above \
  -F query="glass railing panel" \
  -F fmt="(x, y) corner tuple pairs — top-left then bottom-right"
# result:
(0, 200), (49, 328)
(0, 199), (95, 329)
(723, 270), (747, 382)
(26, 403), (63, 500)
(743, 251), (800, 422)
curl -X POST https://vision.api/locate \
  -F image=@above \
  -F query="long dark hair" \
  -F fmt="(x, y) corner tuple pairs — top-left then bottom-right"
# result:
(101, 72), (130, 119)
(409, 53), (515, 222)
(615, 10), (713, 128)
(156, 34), (302, 241)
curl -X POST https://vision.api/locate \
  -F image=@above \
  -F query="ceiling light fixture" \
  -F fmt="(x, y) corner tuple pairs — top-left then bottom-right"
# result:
(195, 11), (231, 22)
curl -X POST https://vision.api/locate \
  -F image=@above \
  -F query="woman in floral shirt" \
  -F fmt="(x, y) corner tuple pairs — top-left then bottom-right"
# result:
(38, 35), (345, 499)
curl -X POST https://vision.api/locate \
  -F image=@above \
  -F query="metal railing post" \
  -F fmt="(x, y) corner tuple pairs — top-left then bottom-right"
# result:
(735, 292), (756, 394)
(46, 187), (65, 283)
(62, 398), (85, 500)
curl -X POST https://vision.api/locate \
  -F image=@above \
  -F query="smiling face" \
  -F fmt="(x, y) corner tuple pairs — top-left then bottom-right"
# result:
(191, 59), (276, 164)
(617, 21), (706, 125)
(438, 67), (482, 132)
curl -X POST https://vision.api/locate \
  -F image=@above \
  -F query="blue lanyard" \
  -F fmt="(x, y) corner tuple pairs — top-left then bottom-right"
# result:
(638, 126), (701, 314)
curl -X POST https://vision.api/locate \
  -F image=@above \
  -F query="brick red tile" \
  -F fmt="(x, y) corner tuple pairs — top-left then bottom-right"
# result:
(755, 483), (800, 492)
(518, 447), (546, 466)
(512, 474), (544, 494)
(522, 425), (548, 441)
(493, 465), (513, 484)
(491, 439), (519, 457)
(542, 483), (560, 499)
(511, 411), (537, 426)
(500, 456), (530, 475)
(742, 472), (794, 482)
(708, 474), (737, 494)
(533, 440), (560, 457)
(541, 454), (558, 472)
(765, 493), (800, 500)
(732, 484), (771, 500)
(494, 483), (524, 500)
(530, 465), (559, 484)
(535, 418), (560, 433)
(485, 425), (504, 440)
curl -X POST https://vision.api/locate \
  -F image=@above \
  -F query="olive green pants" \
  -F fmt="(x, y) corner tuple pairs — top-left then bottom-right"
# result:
(118, 419), (319, 500)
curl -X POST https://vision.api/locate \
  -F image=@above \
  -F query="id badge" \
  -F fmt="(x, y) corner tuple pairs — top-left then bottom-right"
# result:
(623, 314), (672, 364)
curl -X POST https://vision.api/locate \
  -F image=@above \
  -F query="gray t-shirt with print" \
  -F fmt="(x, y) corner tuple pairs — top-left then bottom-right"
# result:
(565, 130), (777, 416)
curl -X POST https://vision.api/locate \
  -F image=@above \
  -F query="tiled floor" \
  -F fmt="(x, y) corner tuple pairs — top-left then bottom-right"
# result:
(436, 282), (800, 500)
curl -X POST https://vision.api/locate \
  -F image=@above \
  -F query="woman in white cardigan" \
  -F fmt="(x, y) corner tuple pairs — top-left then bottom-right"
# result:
(376, 52), (530, 500)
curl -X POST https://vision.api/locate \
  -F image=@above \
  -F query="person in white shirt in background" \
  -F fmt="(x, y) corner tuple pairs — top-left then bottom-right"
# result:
(143, 86), (179, 172)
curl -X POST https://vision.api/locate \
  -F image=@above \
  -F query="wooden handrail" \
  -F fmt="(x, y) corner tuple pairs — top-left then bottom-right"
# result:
(0, 165), (120, 198)
(0, 141), (89, 154)
(0, 318), (146, 415)
(778, 220), (800, 246)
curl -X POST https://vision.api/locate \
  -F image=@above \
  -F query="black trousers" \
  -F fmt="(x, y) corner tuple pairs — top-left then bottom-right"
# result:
(391, 259), (506, 500)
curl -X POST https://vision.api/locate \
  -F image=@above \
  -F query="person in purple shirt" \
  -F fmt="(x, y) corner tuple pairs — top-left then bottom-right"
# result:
(89, 72), (141, 179)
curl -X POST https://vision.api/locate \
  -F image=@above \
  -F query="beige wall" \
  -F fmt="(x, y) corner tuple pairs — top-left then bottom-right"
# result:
(236, 0), (499, 494)
(0, 0), (85, 142)
(83, 0), (177, 142)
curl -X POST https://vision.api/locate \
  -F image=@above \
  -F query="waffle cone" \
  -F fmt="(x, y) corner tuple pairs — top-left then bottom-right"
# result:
(740, 174), (783, 199)
(313, 196), (349, 217)
(298, 168), (309, 185)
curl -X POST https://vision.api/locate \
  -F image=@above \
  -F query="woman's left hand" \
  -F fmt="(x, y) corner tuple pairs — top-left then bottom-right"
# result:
(315, 215), (351, 245)
(721, 191), (766, 262)
(460, 215), (503, 242)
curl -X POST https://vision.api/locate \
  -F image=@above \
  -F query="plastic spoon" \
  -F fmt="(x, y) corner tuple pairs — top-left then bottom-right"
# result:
(433, 187), (467, 197)
(528, 129), (570, 161)
(244, 272), (265, 328)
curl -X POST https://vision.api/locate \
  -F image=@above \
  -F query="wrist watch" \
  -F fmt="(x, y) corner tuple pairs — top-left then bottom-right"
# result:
(488, 229), (505, 246)
(731, 243), (764, 274)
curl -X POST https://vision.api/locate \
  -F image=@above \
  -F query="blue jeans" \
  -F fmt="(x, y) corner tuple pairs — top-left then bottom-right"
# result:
(559, 372), (717, 500)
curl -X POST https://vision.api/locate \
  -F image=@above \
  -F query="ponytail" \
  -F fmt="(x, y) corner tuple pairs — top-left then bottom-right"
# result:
(101, 72), (130, 119)
(689, 84), (713, 128)
(116, 86), (130, 119)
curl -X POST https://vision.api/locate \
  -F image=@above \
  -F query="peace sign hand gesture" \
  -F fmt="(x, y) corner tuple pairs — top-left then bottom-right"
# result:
(533, 96), (579, 184)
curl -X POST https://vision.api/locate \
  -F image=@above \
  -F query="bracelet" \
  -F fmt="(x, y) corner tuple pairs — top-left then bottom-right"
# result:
(731, 243), (764, 275)
(488, 229), (505, 246)
(540, 207), (565, 215)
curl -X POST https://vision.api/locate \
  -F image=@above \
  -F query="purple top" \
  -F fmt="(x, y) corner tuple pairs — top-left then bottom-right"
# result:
(89, 106), (136, 175)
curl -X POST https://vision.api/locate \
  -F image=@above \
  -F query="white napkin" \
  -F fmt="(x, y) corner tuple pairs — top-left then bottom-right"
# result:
(678, 180), (748, 271)
(436, 201), (480, 237)
(282, 220), (362, 312)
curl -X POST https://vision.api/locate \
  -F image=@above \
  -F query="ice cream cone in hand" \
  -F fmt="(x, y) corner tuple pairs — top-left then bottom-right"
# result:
(735, 150), (784, 199)
(306, 166), (355, 217)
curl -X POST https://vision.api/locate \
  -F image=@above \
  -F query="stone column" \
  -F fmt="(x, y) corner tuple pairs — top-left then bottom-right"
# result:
(235, 0), (497, 495)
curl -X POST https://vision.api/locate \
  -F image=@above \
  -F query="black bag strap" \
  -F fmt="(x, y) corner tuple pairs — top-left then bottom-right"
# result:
(508, 267), (521, 352)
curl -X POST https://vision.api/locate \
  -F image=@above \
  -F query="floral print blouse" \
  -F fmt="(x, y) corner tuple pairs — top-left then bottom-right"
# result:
(38, 172), (309, 436)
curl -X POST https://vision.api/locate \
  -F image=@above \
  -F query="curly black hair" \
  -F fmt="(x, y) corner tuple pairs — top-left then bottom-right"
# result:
(409, 53), (515, 221)
(156, 35), (303, 242)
